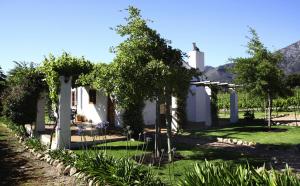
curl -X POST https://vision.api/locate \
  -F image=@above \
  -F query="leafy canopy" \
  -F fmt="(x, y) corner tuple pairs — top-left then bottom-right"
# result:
(2, 62), (46, 125)
(111, 6), (198, 107)
(40, 52), (93, 104)
(232, 28), (285, 98)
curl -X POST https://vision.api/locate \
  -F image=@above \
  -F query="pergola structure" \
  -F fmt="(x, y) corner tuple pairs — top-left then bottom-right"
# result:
(189, 80), (240, 125)
(32, 76), (72, 149)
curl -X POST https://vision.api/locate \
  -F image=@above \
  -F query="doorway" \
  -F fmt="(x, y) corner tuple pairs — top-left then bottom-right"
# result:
(107, 96), (115, 125)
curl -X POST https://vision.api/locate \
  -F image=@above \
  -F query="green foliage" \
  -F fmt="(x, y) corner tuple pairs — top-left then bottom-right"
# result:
(179, 160), (300, 186)
(76, 152), (163, 186)
(232, 28), (286, 99)
(48, 149), (76, 166)
(284, 73), (300, 89)
(77, 63), (114, 93)
(210, 85), (219, 126)
(109, 6), (198, 133)
(0, 116), (26, 136)
(243, 110), (255, 121)
(48, 149), (163, 186)
(122, 101), (145, 137)
(40, 52), (93, 104)
(0, 66), (6, 114)
(25, 137), (46, 152)
(218, 88), (300, 113)
(1, 62), (46, 126)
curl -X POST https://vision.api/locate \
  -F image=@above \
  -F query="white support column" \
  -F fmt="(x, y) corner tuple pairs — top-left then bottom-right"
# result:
(230, 89), (239, 123)
(203, 86), (211, 127)
(171, 96), (178, 131)
(36, 92), (46, 132)
(55, 76), (72, 149)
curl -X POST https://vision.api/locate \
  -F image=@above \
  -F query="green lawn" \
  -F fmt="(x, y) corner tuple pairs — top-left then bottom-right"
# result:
(74, 140), (266, 184)
(218, 111), (295, 119)
(183, 124), (300, 145)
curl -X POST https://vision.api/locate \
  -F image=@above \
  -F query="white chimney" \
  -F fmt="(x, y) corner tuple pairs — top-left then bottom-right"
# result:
(188, 42), (204, 72)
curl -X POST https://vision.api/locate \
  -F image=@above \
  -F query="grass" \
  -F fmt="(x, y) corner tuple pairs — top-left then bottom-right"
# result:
(74, 140), (267, 184)
(75, 141), (148, 159)
(218, 110), (296, 119)
(183, 124), (300, 146)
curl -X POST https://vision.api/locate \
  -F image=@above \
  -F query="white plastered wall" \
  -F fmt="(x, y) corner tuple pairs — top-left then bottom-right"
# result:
(75, 86), (157, 127)
(186, 45), (212, 126)
(75, 87), (108, 124)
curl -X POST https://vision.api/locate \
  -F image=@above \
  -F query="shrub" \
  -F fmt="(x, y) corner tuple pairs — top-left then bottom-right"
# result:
(75, 151), (163, 186)
(48, 149), (76, 166)
(179, 160), (300, 186)
(25, 137), (46, 152)
(0, 116), (26, 136)
(0, 66), (6, 114)
(122, 101), (145, 138)
(1, 62), (46, 130)
(48, 149), (163, 186)
(244, 110), (255, 121)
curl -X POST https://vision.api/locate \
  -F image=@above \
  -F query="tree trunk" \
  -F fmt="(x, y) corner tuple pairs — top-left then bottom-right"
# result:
(49, 107), (59, 149)
(154, 96), (161, 159)
(264, 99), (267, 121)
(267, 93), (272, 129)
(165, 91), (173, 162)
(294, 105), (298, 126)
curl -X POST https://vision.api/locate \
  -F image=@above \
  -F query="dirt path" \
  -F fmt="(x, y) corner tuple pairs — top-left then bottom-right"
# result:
(0, 124), (84, 186)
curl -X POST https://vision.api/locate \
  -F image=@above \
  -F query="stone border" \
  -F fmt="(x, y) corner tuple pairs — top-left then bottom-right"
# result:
(10, 128), (101, 186)
(216, 137), (257, 147)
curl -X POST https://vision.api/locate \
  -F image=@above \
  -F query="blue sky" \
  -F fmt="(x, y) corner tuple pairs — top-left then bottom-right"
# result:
(0, 0), (299, 73)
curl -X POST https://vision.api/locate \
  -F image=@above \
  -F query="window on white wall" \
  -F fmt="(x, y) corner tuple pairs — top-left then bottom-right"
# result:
(71, 90), (77, 107)
(89, 89), (96, 104)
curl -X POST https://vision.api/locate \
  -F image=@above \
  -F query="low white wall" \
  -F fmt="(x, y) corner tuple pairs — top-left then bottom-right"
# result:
(76, 87), (108, 124)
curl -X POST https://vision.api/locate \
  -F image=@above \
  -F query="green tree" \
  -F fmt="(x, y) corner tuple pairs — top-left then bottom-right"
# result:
(1, 62), (46, 132)
(0, 66), (6, 114)
(110, 6), (198, 161)
(232, 28), (286, 128)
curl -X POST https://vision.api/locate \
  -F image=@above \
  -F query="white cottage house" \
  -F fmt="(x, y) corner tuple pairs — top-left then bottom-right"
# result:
(70, 43), (217, 129)
(31, 43), (238, 149)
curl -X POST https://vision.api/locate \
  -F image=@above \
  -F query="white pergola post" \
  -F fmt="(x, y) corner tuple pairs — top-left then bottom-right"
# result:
(205, 86), (212, 127)
(36, 92), (46, 132)
(171, 96), (178, 131)
(230, 88), (239, 123)
(55, 76), (72, 149)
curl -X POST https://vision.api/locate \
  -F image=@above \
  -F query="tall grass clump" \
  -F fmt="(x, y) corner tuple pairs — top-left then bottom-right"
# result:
(48, 149), (163, 186)
(25, 137), (46, 152)
(179, 160), (300, 186)
(0, 116), (26, 137)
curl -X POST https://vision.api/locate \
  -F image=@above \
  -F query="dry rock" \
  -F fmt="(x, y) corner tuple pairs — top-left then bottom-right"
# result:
(53, 160), (60, 166)
(217, 137), (223, 142)
(69, 167), (77, 176)
(237, 140), (243, 145)
(57, 162), (65, 175)
(63, 165), (72, 175)
(88, 179), (94, 186)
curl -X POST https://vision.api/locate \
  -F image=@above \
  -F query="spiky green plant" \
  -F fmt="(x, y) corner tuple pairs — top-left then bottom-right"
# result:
(179, 160), (300, 186)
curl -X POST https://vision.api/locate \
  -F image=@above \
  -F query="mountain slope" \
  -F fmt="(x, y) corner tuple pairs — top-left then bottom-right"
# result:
(204, 40), (300, 83)
(278, 40), (300, 74)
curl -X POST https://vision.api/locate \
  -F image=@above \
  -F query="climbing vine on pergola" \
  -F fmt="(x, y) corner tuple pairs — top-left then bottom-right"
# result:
(39, 52), (93, 106)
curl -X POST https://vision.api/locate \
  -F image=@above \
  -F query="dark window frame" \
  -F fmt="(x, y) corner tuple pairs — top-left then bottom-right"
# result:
(89, 89), (96, 104)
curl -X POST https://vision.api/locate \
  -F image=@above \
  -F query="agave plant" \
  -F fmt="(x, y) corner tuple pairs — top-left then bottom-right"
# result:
(178, 160), (300, 186)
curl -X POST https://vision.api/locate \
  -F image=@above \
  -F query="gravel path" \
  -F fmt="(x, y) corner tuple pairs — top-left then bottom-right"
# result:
(0, 124), (84, 186)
